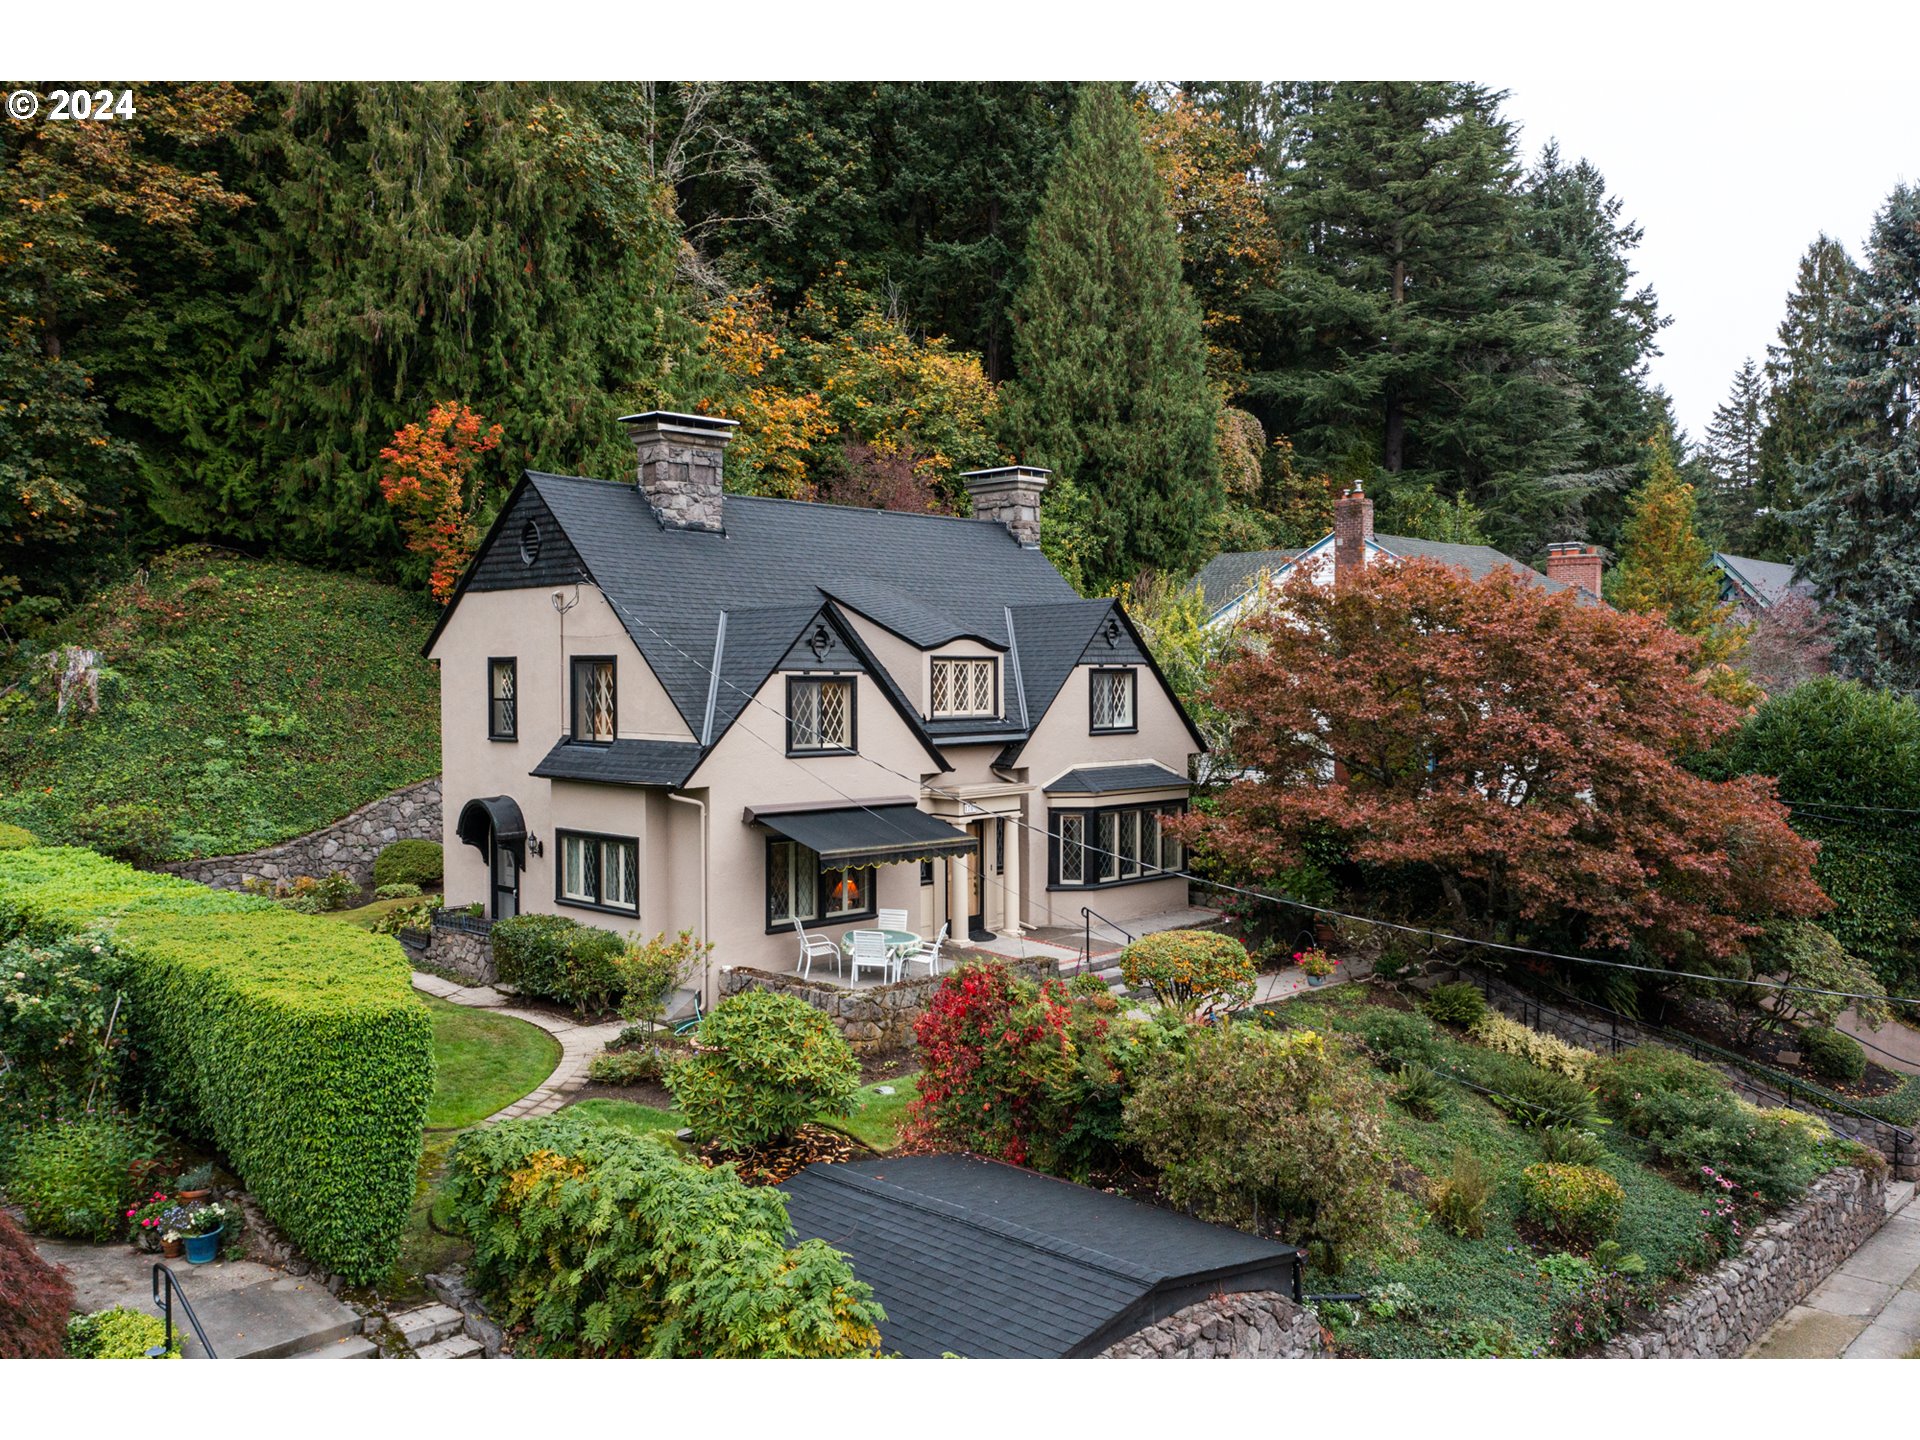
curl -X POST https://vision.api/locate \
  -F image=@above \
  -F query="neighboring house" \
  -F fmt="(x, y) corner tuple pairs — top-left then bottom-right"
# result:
(1195, 483), (1602, 629)
(424, 413), (1205, 990)
(1711, 551), (1817, 620)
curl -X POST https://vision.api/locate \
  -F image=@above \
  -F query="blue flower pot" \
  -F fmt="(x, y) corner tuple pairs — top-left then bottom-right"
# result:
(1307, 973), (1328, 987)
(184, 1226), (223, 1264)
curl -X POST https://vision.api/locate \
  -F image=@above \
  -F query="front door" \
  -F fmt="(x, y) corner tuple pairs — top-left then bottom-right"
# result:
(490, 830), (519, 920)
(968, 820), (989, 937)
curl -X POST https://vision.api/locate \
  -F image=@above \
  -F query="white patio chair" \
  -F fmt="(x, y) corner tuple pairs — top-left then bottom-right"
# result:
(877, 907), (910, 933)
(897, 923), (949, 982)
(847, 929), (893, 985)
(793, 917), (840, 981)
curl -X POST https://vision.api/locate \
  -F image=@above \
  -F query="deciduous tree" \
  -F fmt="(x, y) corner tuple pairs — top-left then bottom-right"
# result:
(1180, 559), (1826, 965)
(377, 403), (503, 601)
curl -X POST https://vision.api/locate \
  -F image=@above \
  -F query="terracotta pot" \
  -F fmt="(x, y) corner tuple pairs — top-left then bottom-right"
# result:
(176, 1189), (212, 1204)
(162, 1237), (185, 1259)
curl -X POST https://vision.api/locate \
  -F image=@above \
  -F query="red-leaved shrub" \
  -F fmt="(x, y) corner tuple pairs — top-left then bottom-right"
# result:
(0, 1209), (75, 1358)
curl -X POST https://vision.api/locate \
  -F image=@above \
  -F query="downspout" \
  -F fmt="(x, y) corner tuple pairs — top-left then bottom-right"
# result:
(667, 791), (709, 1000)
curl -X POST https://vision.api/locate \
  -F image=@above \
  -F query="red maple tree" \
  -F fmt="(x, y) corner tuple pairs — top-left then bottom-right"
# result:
(378, 402), (504, 602)
(1177, 560), (1827, 963)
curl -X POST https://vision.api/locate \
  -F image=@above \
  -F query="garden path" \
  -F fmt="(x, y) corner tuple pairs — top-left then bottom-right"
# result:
(411, 972), (624, 1122)
(1749, 1182), (1920, 1358)
(1835, 1009), (1920, 1077)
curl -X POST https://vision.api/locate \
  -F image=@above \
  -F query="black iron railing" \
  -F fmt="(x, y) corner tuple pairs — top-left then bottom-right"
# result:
(151, 1262), (216, 1359)
(1080, 907), (1135, 969)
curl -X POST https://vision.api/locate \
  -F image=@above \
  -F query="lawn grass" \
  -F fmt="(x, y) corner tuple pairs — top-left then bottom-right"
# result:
(339, 893), (440, 930)
(1267, 987), (1715, 1358)
(0, 548), (440, 856)
(423, 994), (561, 1130)
(825, 1076), (920, 1151)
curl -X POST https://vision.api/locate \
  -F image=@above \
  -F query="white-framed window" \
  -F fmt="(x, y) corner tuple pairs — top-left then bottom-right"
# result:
(1090, 668), (1136, 732)
(1051, 803), (1187, 889)
(788, 676), (855, 753)
(930, 656), (997, 719)
(767, 837), (876, 930)
(557, 830), (638, 915)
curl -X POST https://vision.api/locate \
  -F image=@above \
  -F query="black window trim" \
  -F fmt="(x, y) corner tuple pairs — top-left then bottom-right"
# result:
(1047, 800), (1188, 891)
(785, 673), (859, 757)
(763, 834), (879, 934)
(488, 656), (518, 742)
(928, 652), (1000, 721)
(553, 826), (640, 917)
(569, 654), (617, 746)
(1088, 666), (1139, 735)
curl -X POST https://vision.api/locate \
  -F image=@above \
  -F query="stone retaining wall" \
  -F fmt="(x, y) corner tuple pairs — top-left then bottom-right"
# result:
(165, 777), (442, 891)
(1101, 1291), (1321, 1359)
(1602, 1163), (1887, 1358)
(1464, 969), (1917, 1180)
(719, 955), (1060, 1055)
(418, 913), (496, 987)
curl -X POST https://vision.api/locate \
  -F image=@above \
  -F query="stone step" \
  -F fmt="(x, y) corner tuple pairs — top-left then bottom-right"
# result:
(181, 1276), (363, 1359)
(414, 1332), (484, 1359)
(391, 1302), (465, 1349)
(293, 1334), (379, 1359)
(1888, 1180), (1915, 1216)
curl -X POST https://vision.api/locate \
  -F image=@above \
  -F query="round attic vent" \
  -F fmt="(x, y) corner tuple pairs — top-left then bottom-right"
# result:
(518, 518), (542, 567)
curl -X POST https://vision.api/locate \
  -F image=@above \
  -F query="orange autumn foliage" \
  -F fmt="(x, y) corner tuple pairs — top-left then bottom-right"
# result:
(378, 402), (503, 601)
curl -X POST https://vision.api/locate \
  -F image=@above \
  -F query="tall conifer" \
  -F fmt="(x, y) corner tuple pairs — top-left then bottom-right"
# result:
(1699, 358), (1768, 550)
(1005, 82), (1219, 591)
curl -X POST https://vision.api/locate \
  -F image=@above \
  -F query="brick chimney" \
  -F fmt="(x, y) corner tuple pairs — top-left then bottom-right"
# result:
(1545, 541), (1605, 598)
(619, 411), (738, 533)
(960, 465), (1052, 548)
(1332, 481), (1374, 585)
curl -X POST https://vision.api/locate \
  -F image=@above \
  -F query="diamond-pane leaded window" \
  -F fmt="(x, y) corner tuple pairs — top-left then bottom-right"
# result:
(789, 677), (853, 752)
(571, 658), (615, 742)
(559, 831), (636, 913)
(930, 657), (996, 719)
(1090, 669), (1135, 732)
(489, 659), (517, 739)
(1059, 814), (1085, 884)
(1053, 803), (1188, 887)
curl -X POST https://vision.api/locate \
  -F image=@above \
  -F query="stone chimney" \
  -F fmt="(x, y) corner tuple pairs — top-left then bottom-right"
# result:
(1332, 481), (1374, 585)
(1545, 541), (1605, 598)
(618, 411), (738, 533)
(960, 465), (1052, 548)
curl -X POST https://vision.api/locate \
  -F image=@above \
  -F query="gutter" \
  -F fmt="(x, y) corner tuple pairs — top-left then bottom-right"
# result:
(667, 792), (709, 998)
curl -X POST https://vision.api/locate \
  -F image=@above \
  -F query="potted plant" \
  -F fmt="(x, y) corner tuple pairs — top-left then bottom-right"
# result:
(173, 1163), (215, 1204)
(181, 1202), (229, 1265)
(160, 1207), (191, 1259)
(125, 1192), (175, 1254)
(1297, 946), (1336, 987)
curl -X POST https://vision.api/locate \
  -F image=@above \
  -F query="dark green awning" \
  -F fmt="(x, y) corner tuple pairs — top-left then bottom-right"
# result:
(756, 805), (976, 870)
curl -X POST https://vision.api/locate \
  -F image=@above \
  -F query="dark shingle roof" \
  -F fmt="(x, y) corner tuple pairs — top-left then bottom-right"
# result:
(779, 1155), (1299, 1358)
(1044, 762), (1191, 795)
(1373, 534), (1576, 594)
(1190, 547), (1301, 614)
(1713, 552), (1813, 609)
(529, 738), (704, 788)
(523, 475), (1081, 746)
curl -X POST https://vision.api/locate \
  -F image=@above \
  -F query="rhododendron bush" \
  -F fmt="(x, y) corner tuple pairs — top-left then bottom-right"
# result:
(1176, 559), (1826, 968)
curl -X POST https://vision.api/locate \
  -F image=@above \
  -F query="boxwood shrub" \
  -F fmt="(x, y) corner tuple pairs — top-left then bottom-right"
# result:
(492, 912), (625, 1013)
(0, 823), (36, 850)
(0, 846), (432, 1282)
(1519, 1162), (1624, 1246)
(1800, 1027), (1867, 1082)
(373, 839), (442, 890)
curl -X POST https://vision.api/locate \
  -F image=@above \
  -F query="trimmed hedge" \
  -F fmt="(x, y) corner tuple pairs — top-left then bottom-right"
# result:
(492, 912), (625, 1013)
(0, 823), (36, 850)
(1801, 1027), (1867, 1082)
(373, 839), (443, 890)
(0, 846), (432, 1282)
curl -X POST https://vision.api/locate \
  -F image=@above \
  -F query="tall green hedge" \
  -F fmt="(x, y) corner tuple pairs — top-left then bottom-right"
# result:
(0, 847), (432, 1281)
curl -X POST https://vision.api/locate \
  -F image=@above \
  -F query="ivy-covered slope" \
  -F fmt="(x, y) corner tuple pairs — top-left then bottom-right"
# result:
(0, 548), (440, 857)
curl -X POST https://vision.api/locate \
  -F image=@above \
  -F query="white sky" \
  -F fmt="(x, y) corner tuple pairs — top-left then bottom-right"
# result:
(1501, 74), (1914, 443)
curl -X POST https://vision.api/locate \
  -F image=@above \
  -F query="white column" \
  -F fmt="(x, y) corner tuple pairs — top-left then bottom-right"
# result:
(1001, 812), (1022, 937)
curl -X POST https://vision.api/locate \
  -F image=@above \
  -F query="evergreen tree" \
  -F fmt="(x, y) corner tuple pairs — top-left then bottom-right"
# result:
(1608, 431), (1736, 652)
(1755, 236), (1863, 561)
(1005, 82), (1220, 591)
(1698, 358), (1768, 550)
(1794, 186), (1920, 692)
(1244, 83), (1583, 558)
(1521, 143), (1671, 549)
(236, 82), (692, 571)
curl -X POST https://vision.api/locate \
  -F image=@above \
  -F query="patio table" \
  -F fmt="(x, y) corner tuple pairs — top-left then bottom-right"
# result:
(841, 928), (921, 982)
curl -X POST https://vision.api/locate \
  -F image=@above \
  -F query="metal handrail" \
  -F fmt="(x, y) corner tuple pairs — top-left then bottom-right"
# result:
(151, 1262), (217, 1359)
(1080, 906), (1135, 968)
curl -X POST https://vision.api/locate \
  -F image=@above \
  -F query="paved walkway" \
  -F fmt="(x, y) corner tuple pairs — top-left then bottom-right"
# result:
(1836, 1011), (1920, 1077)
(1750, 1183), (1920, 1358)
(412, 972), (624, 1122)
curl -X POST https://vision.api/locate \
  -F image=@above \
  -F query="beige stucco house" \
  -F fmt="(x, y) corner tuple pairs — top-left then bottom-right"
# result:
(424, 413), (1205, 996)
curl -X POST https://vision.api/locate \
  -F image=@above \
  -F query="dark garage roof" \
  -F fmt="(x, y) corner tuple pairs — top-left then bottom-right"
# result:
(779, 1154), (1301, 1358)
(1044, 762), (1192, 796)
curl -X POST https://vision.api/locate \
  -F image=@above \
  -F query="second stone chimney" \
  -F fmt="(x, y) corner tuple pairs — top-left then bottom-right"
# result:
(1333, 480), (1374, 585)
(1545, 541), (1605, 598)
(619, 411), (737, 533)
(960, 465), (1052, 548)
